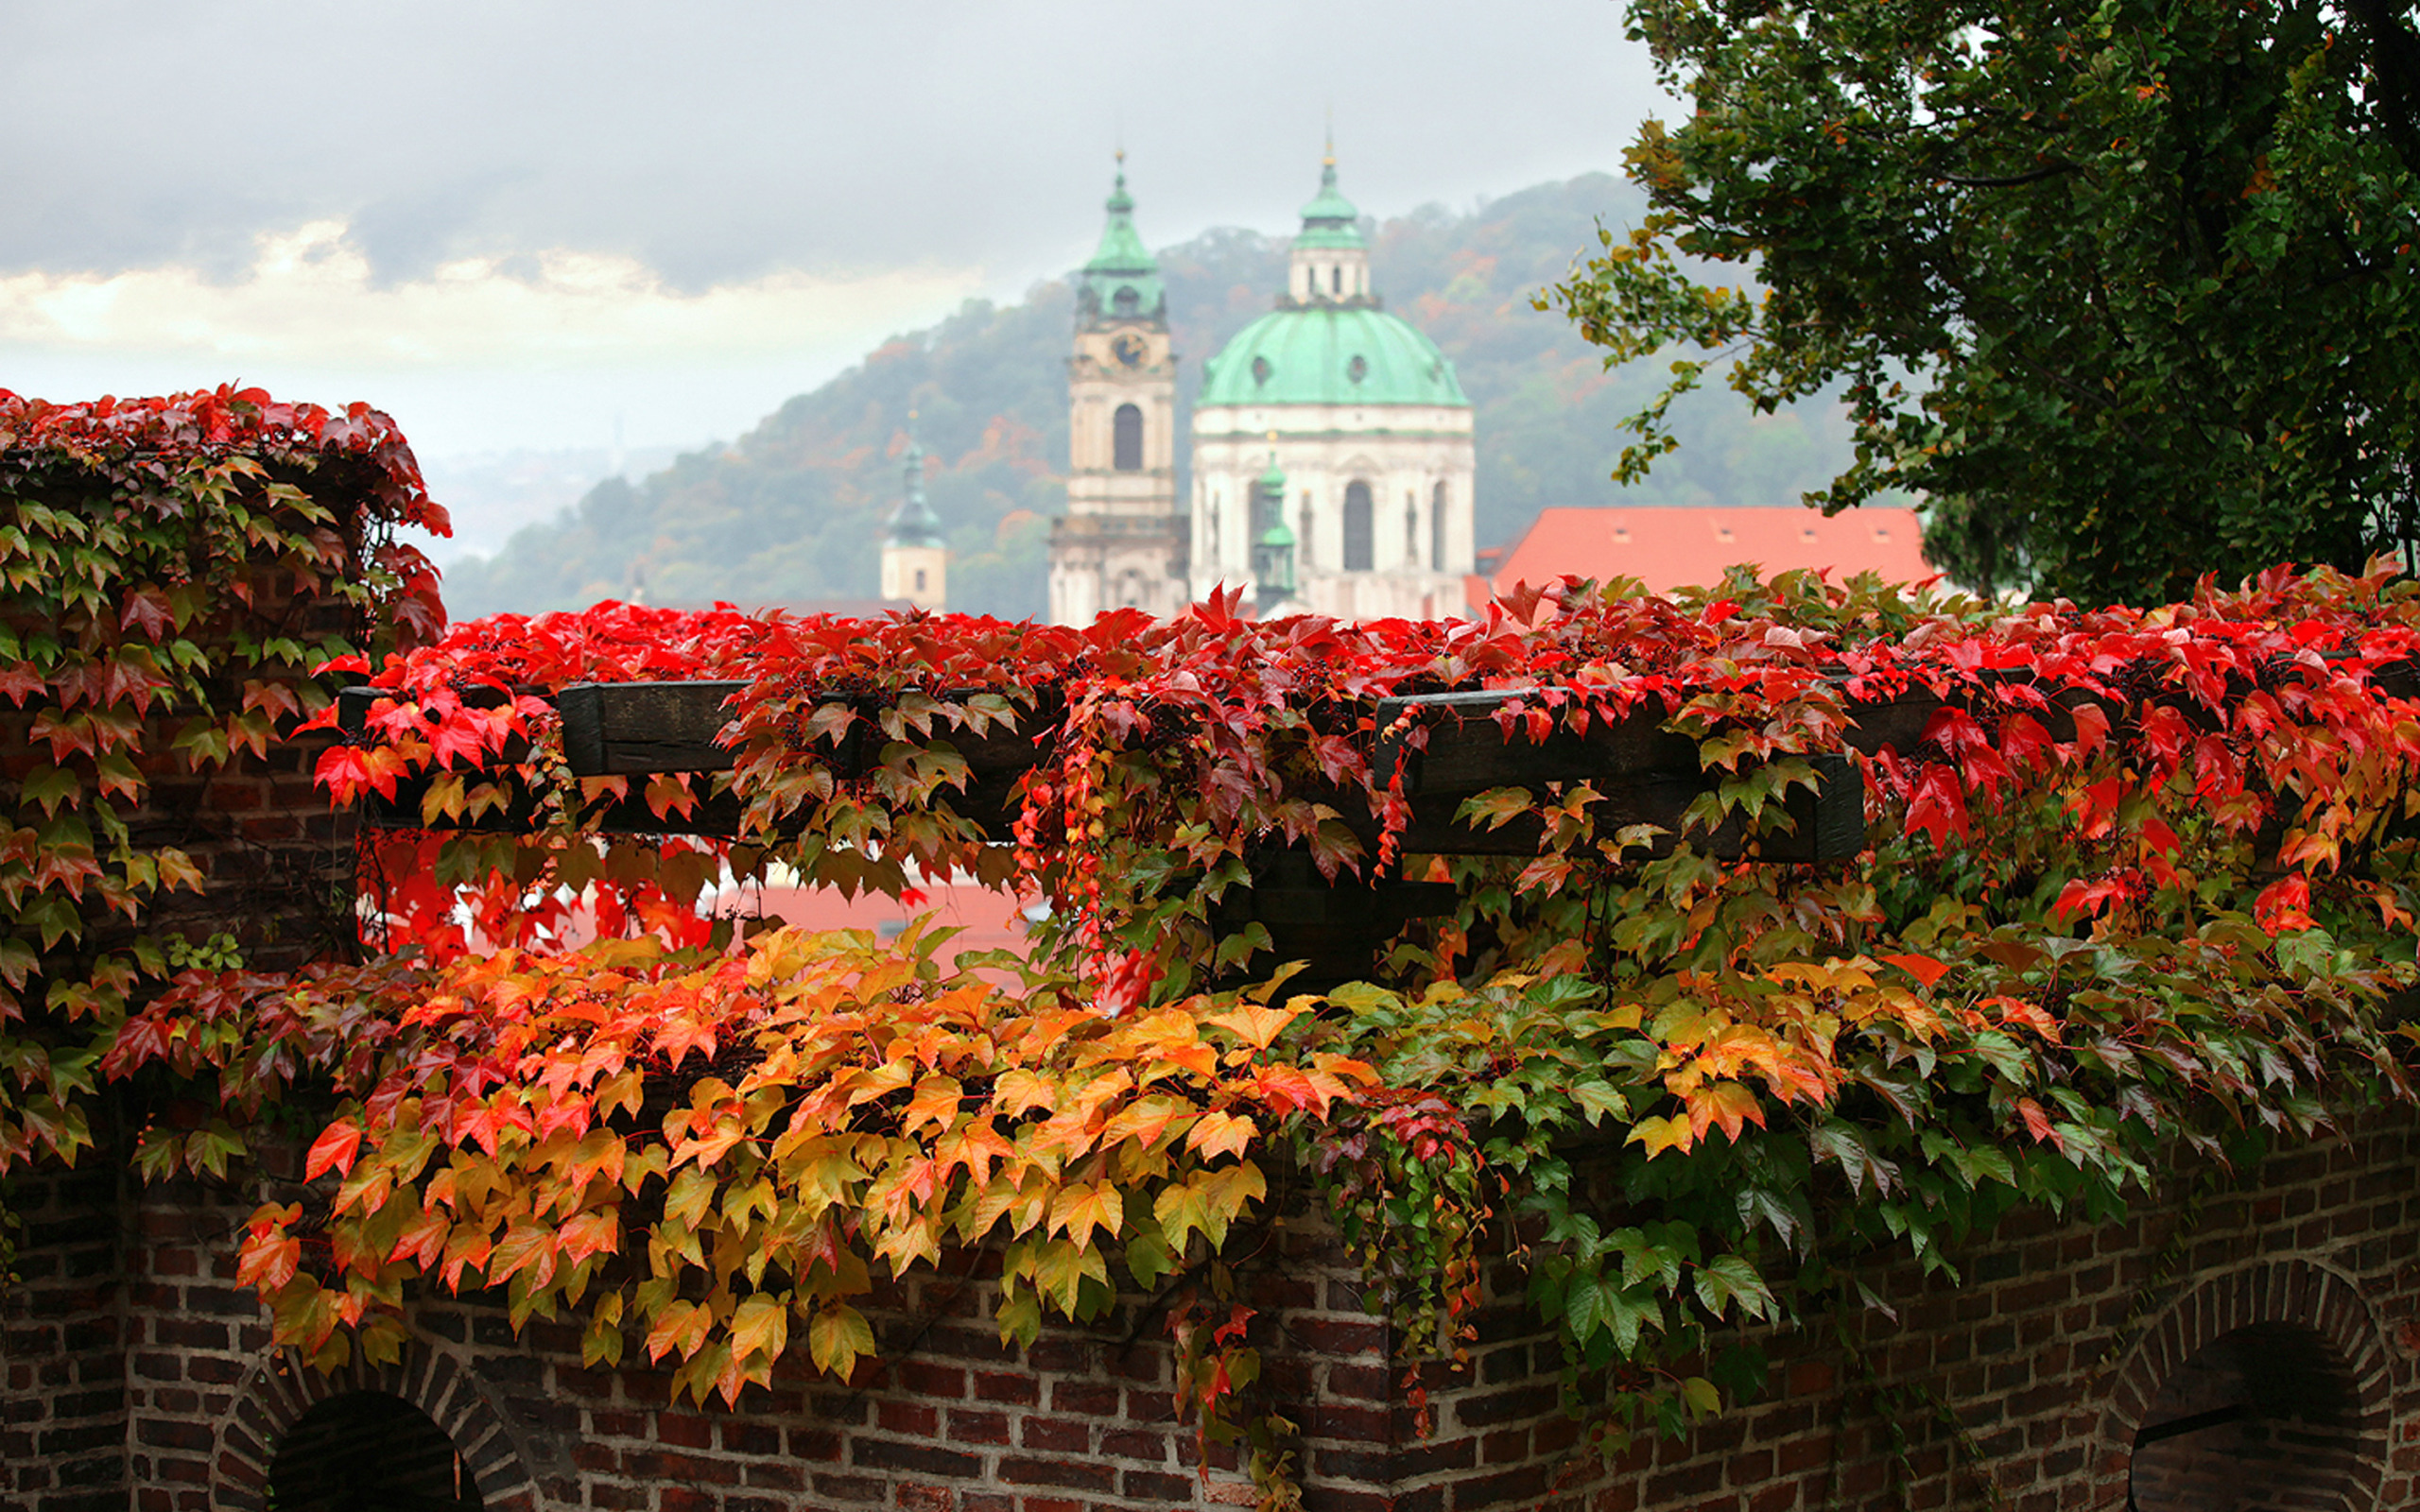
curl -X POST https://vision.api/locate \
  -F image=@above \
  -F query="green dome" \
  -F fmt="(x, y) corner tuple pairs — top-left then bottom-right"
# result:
(1198, 305), (1470, 408)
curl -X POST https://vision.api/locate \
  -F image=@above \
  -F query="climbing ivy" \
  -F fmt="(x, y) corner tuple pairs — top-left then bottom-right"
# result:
(81, 551), (2420, 1482)
(0, 386), (440, 1187)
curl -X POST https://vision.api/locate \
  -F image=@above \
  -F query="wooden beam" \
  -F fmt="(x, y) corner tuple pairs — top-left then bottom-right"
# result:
(557, 680), (753, 774)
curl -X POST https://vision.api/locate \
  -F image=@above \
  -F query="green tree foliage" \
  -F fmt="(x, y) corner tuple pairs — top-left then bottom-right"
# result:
(1552, 0), (2420, 604)
(442, 177), (1876, 619)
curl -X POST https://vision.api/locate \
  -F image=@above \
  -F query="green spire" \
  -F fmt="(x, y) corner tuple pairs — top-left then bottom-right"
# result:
(1252, 447), (1296, 610)
(1295, 138), (1364, 250)
(886, 413), (945, 549)
(1080, 149), (1165, 324)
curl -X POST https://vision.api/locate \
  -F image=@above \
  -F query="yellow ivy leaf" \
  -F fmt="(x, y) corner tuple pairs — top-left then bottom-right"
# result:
(665, 1168), (715, 1230)
(808, 1303), (874, 1378)
(1625, 1113), (1695, 1159)
(1186, 1109), (1256, 1161)
(1207, 1002), (1303, 1052)
(1047, 1180), (1125, 1251)
(730, 1292), (789, 1366)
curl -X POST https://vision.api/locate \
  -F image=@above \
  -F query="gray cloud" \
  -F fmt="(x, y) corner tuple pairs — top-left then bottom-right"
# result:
(0, 0), (1665, 291)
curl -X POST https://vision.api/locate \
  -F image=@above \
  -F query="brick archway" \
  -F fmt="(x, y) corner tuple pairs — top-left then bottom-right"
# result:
(213, 1342), (540, 1511)
(2098, 1258), (2394, 1510)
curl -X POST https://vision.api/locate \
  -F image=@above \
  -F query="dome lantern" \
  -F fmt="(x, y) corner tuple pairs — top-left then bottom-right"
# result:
(1288, 138), (1372, 306)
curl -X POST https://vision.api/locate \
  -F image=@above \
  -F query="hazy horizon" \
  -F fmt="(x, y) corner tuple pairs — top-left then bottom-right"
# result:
(0, 1), (1669, 473)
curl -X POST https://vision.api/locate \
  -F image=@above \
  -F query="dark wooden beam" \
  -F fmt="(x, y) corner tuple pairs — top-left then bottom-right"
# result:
(557, 680), (753, 774)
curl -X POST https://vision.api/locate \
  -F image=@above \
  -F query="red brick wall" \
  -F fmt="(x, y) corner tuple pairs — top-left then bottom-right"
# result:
(7, 1108), (2415, 1512)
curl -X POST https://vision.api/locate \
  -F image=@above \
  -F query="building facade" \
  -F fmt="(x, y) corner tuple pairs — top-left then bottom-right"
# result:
(1190, 152), (1476, 622)
(1046, 157), (1188, 626)
(1048, 150), (1478, 626)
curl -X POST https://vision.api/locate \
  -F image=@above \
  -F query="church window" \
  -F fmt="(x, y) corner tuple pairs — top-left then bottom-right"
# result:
(1252, 355), (1272, 387)
(1347, 354), (1368, 386)
(914, 568), (927, 593)
(1330, 265), (1341, 295)
(1112, 284), (1139, 316)
(1113, 404), (1143, 471)
(1407, 493), (1421, 566)
(1343, 481), (1374, 571)
(1300, 504), (1315, 566)
(1432, 482), (1449, 570)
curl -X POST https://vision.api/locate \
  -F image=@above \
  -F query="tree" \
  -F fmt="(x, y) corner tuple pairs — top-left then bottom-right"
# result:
(1554, 0), (2420, 603)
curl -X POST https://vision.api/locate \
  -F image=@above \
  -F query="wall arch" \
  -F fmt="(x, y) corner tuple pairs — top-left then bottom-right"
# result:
(2100, 1258), (2394, 1511)
(214, 1343), (540, 1512)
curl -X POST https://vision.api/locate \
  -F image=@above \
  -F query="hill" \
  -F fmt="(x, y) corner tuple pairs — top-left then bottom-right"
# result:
(440, 174), (1870, 619)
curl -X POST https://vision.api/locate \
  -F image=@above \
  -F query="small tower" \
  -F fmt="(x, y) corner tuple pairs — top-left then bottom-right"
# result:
(880, 415), (948, 610)
(1251, 453), (1297, 615)
(1049, 152), (1187, 625)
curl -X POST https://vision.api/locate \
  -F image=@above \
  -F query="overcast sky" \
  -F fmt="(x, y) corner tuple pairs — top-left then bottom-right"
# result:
(0, 0), (1668, 463)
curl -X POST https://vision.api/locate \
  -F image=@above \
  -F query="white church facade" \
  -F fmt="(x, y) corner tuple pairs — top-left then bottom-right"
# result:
(1047, 149), (1477, 625)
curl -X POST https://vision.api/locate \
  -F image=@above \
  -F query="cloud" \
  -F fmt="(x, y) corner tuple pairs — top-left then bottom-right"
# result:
(0, 218), (979, 372)
(0, 0), (1663, 292)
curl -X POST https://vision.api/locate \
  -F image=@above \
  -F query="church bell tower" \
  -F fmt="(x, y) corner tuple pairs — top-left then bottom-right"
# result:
(1048, 153), (1186, 625)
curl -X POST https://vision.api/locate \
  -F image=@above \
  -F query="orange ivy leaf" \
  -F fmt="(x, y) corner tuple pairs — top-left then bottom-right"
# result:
(2255, 874), (2316, 934)
(559, 1210), (621, 1265)
(646, 1299), (713, 1362)
(1878, 953), (1952, 989)
(1686, 1082), (1766, 1144)
(236, 1229), (301, 1293)
(388, 1207), (450, 1267)
(2014, 1097), (2063, 1150)
(302, 1120), (363, 1180)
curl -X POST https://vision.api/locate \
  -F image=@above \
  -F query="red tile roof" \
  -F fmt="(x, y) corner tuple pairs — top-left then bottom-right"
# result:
(1472, 507), (1934, 608)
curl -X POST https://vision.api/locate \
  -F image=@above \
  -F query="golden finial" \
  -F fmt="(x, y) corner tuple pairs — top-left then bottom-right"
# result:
(1324, 107), (1336, 167)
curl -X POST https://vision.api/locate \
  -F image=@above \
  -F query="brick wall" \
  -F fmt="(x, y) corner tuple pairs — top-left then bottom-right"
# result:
(6, 1107), (2415, 1512)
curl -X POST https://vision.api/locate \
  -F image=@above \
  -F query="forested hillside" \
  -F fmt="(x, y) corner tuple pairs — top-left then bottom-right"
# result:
(441, 174), (1869, 619)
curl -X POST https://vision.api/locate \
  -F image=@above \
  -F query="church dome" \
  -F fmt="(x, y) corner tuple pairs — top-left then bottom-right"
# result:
(1199, 307), (1468, 408)
(1197, 151), (1470, 410)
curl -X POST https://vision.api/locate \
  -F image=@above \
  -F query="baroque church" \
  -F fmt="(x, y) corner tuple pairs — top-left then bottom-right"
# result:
(1046, 149), (1477, 625)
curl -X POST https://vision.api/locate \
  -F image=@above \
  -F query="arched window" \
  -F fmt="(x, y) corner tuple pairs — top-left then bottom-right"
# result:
(1112, 284), (1140, 316)
(270, 1391), (484, 1510)
(1330, 265), (1341, 296)
(1432, 481), (1449, 571)
(1113, 404), (1143, 472)
(2131, 1323), (2377, 1512)
(1343, 481), (1374, 571)
(1407, 492), (1422, 566)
